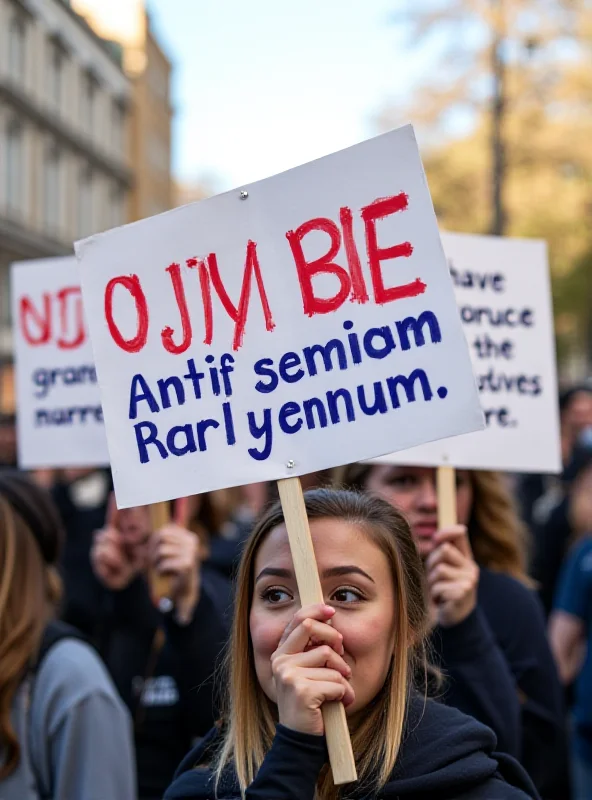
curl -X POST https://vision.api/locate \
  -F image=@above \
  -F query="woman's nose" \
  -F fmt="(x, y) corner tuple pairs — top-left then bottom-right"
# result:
(417, 479), (438, 510)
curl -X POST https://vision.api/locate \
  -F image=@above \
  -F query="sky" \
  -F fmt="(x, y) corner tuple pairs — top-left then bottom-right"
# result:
(147, 0), (431, 192)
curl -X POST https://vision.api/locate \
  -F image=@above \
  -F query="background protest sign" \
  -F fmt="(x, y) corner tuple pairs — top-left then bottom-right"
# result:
(12, 256), (109, 469)
(77, 125), (484, 510)
(372, 232), (561, 474)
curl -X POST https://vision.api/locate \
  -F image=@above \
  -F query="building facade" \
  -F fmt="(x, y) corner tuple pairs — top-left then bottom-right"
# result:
(71, 0), (174, 220)
(0, 0), (133, 408)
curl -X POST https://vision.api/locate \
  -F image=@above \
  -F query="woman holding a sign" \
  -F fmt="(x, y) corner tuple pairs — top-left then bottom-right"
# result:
(341, 463), (567, 799)
(164, 488), (536, 800)
(0, 472), (136, 800)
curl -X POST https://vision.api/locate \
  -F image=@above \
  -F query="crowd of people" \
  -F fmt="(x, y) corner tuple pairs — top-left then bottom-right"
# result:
(0, 382), (591, 799)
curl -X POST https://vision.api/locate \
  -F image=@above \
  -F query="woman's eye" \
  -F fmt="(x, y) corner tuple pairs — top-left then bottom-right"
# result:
(332, 588), (362, 604)
(262, 587), (291, 604)
(388, 475), (415, 489)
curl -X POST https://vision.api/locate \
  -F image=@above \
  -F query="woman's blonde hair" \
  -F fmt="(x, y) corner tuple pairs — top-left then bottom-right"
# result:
(213, 487), (430, 799)
(467, 470), (529, 582)
(336, 465), (529, 583)
(0, 473), (64, 779)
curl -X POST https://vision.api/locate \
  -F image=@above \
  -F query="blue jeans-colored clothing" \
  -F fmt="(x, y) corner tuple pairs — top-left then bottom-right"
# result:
(573, 747), (592, 799)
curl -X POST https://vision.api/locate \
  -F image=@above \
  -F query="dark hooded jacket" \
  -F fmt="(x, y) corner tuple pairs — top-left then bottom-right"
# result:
(164, 695), (538, 800)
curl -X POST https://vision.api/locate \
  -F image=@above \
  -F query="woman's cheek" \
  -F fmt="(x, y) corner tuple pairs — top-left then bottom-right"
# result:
(338, 609), (387, 658)
(249, 613), (286, 660)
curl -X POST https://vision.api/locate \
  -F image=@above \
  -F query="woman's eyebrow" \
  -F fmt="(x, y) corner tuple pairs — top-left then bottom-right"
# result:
(321, 565), (375, 583)
(255, 565), (375, 584)
(255, 567), (293, 583)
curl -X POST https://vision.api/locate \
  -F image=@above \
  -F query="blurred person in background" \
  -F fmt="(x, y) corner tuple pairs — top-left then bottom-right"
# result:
(549, 441), (592, 799)
(532, 426), (592, 615)
(0, 471), (136, 800)
(50, 467), (113, 639)
(91, 495), (230, 800)
(0, 413), (17, 470)
(518, 384), (592, 546)
(340, 463), (568, 799)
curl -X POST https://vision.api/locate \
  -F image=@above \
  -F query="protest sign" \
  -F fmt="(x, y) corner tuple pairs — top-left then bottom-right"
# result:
(12, 256), (109, 469)
(372, 232), (561, 474)
(77, 125), (484, 509)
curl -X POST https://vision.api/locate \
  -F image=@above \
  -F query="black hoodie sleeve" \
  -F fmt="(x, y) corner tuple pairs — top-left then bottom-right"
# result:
(165, 576), (230, 736)
(434, 606), (521, 758)
(245, 725), (327, 800)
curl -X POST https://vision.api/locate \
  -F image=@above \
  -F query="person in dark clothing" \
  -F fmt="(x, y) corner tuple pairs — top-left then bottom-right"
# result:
(50, 468), (113, 639)
(165, 488), (536, 800)
(91, 497), (231, 800)
(532, 429), (592, 615)
(339, 464), (568, 799)
(166, 696), (535, 800)
(549, 451), (592, 798)
(517, 385), (592, 533)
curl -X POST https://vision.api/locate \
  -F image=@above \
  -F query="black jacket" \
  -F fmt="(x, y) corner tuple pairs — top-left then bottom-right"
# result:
(164, 695), (538, 799)
(99, 568), (231, 800)
(431, 567), (568, 798)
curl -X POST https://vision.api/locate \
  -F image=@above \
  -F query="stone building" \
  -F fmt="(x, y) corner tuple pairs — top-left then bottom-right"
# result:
(0, 0), (132, 410)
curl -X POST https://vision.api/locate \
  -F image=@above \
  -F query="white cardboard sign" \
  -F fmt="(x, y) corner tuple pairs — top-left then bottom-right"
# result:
(12, 256), (109, 469)
(77, 126), (484, 508)
(372, 232), (561, 474)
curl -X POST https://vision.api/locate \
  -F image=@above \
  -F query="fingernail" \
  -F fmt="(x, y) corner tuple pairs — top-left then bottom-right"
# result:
(323, 605), (335, 614)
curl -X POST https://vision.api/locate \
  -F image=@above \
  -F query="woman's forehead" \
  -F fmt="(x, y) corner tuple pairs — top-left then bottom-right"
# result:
(253, 518), (388, 573)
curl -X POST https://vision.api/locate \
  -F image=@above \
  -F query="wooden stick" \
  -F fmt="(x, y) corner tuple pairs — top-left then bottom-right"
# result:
(149, 501), (173, 607)
(277, 477), (357, 785)
(437, 465), (457, 528)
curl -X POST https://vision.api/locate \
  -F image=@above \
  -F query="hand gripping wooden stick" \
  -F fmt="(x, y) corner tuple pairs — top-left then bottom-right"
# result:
(277, 477), (357, 785)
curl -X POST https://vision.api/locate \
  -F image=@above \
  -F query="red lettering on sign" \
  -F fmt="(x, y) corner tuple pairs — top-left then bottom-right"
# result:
(19, 294), (52, 345)
(187, 257), (213, 345)
(161, 263), (192, 355)
(361, 194), (426, 304)
(204, 241), (275, 351)
(104, 275), (148, 353)
(286, 218), (351, 316)
(340, 206), (369, 304)
(56, 287), (85, 350)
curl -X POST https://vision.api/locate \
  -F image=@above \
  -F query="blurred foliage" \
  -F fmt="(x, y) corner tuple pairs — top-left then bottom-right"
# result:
(380, 0), (592, 372)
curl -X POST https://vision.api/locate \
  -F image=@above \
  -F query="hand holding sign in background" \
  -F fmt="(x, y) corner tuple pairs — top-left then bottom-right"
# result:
(77, 125), (484, 783)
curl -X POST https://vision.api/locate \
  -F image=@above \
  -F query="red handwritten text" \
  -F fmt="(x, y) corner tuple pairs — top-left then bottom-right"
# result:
(20, 286), (86, 350)
(103, 193), (425, 354)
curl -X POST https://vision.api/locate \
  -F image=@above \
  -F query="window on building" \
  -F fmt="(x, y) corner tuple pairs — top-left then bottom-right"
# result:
(109, 184), (125, 229)
(5, 121), (23, 215)
(43, 144), (61, 234)
(8, 15), (26, 84)
(80, 72), (97, 133)
(111, 99), (125, 155)
(47, 41), (64, 111)
(77, 167), (93, 238)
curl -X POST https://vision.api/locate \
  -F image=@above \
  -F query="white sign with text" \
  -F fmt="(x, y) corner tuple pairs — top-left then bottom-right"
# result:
(372, 232), (561, 473)
(12, 256), (109, 469)
(77, 126), (484, 508)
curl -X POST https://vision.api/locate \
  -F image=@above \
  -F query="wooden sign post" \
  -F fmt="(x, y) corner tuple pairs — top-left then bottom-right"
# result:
(149, 501), (173, 606)
(148, 498), (191, 608)
(436, 465), (457, 528)
(277, 476), (357, 785)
